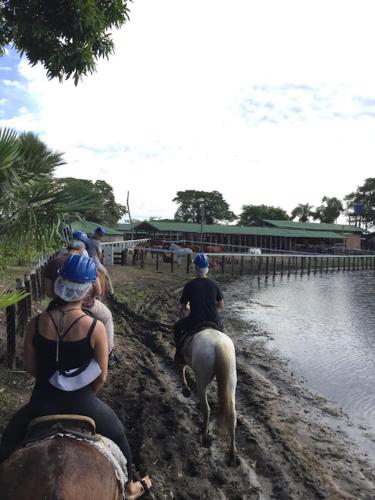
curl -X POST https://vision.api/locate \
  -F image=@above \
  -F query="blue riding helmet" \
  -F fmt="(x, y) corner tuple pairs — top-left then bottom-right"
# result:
(60, 254), (97, 283)
(72, 231), (89, 246)
(193, 253), (209, 268)
(95, 226), (106, 236)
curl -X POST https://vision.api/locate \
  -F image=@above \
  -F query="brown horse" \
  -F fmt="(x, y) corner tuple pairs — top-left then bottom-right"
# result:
(0, 437), (120, 500)
(97, 267), (112, 299)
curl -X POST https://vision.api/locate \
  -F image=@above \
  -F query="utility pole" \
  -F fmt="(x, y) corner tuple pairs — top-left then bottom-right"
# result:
(126, 191), (134, 240)
(197, 198), (205, 252)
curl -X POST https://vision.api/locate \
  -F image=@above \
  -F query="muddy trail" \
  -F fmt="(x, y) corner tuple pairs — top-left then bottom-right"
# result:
(101, 266), (375, 500)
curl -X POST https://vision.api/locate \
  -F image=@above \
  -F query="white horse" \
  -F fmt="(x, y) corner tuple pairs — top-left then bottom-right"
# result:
(248, 247), (262, 255)
(180, 328), (237, 463)
(169, 243), (193, 263)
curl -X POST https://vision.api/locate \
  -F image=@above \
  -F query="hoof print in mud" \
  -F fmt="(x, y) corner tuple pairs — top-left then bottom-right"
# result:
(227, 454), (240, 467)
(202, 434), (213, 448)
(182, 387), (191, 397)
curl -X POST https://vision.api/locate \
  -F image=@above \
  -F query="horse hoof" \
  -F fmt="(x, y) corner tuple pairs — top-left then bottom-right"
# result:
(202, 435), (213, 448)
(228, 453), (239, 467)
(182, 387), (191, 397)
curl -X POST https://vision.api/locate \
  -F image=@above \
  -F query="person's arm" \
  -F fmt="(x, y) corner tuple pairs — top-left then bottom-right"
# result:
(179, 284), (191, 318)
(91, 322), (109, 393)
(216, 286), (224, 309)
(179, 302), (190, 318)
(24, 317), (38, 376)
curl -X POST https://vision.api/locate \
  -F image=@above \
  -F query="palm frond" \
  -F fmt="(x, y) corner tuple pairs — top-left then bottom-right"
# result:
(0, 289), (30, 310)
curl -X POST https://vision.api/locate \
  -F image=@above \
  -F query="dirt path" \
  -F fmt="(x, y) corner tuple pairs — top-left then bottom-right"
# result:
(1, 265), (374, 499)
(103, 266), (375, 500)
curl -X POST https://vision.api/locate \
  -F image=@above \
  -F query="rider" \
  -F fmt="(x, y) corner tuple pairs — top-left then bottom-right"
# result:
(44, 235), (117, 367)
(173, 253), (224, 364)
(87, 226), (115, 296)
(0, 255), (151, 498)
(57, 230), (89, 257)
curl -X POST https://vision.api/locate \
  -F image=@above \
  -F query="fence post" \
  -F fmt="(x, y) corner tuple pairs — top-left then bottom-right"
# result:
(231, 256), (234, 276)
(221, 256), (225, 274)
(16, 279), (28, 336)
(30, 272), (38, 302)
(140, 250), (144, 269)
(40, 263), (46, 298)
(156, 252), (159, 271)
(171, 254), (174, 273)
(24, 274), (32, 319)
(121, 249), (128, 266)
(6, 304), (16, 369)
(35, 267), (42, 300)
(240, 256), (244, 276)
(186, 254), (191, 274)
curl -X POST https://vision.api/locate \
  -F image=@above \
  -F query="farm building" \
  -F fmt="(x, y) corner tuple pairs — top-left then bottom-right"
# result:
(70, 220), (123, 242)
(131, 220), (364, 253)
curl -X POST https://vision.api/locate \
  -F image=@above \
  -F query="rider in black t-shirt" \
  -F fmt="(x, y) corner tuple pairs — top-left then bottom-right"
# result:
(173, 253), (224, 363)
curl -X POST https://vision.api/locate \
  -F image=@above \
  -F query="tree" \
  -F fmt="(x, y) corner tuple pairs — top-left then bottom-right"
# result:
(314, 196), (343, 223)
(57, 178), (127, 226)
(0, 128), (101, 266)
(0, 1), (130, 84)
(345, 178), (375, 228)
(238, 204), (289, 226)
(173, 190), (236, 224)
(290, 203), (315, 223)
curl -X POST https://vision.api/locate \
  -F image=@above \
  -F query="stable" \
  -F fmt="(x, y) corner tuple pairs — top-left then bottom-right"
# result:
(132, 220), (364, 252)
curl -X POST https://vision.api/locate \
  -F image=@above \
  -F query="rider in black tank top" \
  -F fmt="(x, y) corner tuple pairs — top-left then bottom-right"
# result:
(32, 313), (95, 389)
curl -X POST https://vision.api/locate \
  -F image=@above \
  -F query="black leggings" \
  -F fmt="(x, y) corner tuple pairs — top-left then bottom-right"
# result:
(0, 385), (133, 480)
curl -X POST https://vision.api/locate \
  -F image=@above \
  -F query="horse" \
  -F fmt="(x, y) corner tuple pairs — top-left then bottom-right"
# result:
(247, 247), (262, 255)
(169, 243), (193, 264)
(180, 328), (237, 463)
(96, 267), (112, 299)
(0, 431), (121, 500)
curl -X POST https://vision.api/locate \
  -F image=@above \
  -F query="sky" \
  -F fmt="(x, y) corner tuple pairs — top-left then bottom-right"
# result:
(1, 0), (375, 222)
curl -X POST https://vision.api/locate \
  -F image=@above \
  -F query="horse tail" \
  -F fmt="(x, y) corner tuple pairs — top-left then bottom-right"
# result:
(215, 339), (236, 438)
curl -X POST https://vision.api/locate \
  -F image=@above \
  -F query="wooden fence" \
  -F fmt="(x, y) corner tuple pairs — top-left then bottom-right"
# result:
(3, 250), (375, 368)
(3, 254), (53, 369)
(126, 249), (375, 278)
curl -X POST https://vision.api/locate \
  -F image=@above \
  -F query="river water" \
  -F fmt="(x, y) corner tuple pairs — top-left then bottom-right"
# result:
(238, 271), (375, 431)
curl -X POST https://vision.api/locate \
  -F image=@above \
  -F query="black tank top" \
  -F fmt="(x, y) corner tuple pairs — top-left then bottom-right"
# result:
(32, 313), (96, 386)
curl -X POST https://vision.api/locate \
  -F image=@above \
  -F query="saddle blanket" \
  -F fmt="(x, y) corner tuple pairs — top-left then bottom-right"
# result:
(25, 432), (128, 499)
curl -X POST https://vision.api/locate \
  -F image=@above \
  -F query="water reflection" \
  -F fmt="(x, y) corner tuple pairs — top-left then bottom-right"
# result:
(240, 272), (375, 429)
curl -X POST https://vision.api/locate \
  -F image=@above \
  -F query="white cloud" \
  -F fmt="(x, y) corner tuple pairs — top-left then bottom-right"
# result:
(2, 0), (375, 219)
(3, 79), (26, 90)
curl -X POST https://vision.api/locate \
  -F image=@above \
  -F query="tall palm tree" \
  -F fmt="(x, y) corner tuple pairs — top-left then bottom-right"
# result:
(290, 203), (315, 223)
(0, 127), (100, 264)
(315, 196), (343, 223)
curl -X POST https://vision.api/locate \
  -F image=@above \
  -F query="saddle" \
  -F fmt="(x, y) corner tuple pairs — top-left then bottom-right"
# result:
(24, 414), (99, 446)
(177, 322), (222, 352)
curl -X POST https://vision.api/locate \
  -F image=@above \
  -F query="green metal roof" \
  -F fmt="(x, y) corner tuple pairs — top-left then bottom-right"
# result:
(263, 219), (365, 233)
(135, 221), (345, 240)
(70, 220), (123, 236)
(116, 223), (132, 232)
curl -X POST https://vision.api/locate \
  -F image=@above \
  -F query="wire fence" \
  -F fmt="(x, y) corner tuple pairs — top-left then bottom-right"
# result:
(1, 254), (54, 369)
